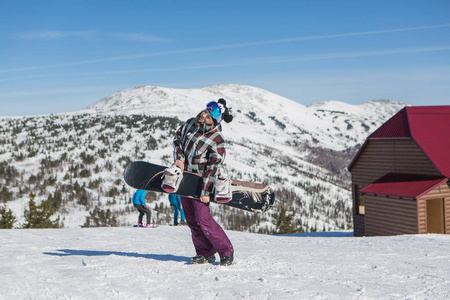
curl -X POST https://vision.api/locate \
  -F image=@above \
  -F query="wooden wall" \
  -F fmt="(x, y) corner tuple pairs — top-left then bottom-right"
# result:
(418, 183), (450, 234)
(364, 195), (418, 236)
(351, 139), (440, 186)
(353, 215), (365, 237)
(350, 138), (440, 236)
(417, 198), (427, 234)
(446, 197), (450, 234)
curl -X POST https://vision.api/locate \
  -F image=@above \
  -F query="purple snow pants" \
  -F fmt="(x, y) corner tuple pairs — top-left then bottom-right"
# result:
(180, 196), (233, 258)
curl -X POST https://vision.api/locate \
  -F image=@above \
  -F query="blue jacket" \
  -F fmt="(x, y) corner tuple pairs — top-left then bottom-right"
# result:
(132, 190), (146, 205)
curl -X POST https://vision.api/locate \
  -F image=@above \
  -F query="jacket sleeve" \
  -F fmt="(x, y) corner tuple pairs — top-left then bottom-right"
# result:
(173, 122), (187, 164)
(201, 133), (226, 196)
(139, 190), (146, 205)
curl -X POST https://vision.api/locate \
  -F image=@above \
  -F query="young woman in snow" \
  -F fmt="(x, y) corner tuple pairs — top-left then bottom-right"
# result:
(170, 99), (234, 266)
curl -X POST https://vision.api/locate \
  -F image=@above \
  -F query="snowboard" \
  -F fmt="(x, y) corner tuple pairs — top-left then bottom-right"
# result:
(123, 161), (275, 213)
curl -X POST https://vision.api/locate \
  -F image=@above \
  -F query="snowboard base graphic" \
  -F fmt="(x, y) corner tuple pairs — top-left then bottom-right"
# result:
(124, 161), (275, 213)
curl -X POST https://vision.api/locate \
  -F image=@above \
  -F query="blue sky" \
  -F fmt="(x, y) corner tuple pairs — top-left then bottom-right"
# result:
(1, 0), (449, 116)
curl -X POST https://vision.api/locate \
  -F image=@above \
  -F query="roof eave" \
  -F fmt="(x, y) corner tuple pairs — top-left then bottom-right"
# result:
(415, 178), (449, 199)
(360, 177), (449, 200)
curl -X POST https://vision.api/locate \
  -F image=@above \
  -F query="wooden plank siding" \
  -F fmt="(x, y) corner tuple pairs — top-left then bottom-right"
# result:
(418, 183), (450, 234)
(351, 139), (441, 186)
(350, 138), (440, 236)
(419, 183), (450, 200)
(364, 195), (418, 236)
(417, 199), (427, 234)
(353, 215), (365, 237)
(446, 197), (450, 234)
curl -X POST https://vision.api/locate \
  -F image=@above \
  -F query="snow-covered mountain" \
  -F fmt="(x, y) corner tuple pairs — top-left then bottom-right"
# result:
(85, 84), (403, 151)
(0, 84), (406, 232)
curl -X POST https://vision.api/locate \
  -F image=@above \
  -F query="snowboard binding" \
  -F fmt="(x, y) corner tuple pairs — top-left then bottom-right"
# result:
(161, 164), (183, 193)
(214, 177), (232, 203)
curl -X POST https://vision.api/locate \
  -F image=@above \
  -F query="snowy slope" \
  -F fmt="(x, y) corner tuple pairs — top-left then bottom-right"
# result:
(1, 227), (449, 299)
(84, 84), (405, 150)
(0, 84), (406, 232)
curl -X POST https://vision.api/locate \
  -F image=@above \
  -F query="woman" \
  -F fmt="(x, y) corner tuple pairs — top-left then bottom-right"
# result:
(170, 99), (234, 266)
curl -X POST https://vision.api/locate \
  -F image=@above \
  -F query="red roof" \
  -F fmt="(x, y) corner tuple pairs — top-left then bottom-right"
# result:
(369, 108), (411, 138)
(360, 173), (448, 199)
(349, 106), (450, 178)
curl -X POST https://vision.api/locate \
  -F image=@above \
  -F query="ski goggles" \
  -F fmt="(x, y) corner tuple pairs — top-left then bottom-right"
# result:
(206, 101), (222, 120)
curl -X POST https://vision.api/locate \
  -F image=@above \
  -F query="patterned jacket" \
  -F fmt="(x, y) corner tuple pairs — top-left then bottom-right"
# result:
(173, 118), (226, 196)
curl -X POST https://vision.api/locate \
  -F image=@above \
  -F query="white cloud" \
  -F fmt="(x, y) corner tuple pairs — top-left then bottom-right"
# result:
(2, 45), (450, 79)
(0, 86), (115, 98)
(18, 29), (169, 43)
(19, 30), (97, 39)
(254, 46), (450, 64)
(6, 23), (450, 73)
(112, 32), (170, 42)
(50, 45), (450, 75)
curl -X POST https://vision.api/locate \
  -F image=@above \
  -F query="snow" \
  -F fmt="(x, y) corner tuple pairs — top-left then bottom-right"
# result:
(0, 84), (408, 233)
(84, 84), (406, 151)
(1, 227), (449, 299)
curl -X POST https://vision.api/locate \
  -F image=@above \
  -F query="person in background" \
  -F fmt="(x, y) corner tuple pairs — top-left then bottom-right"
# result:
(168, 194), (186, 226)
(132, 189), (154, 228)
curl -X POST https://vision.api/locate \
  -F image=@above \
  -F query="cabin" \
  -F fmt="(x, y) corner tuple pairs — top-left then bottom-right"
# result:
(348, 106), (450, 236)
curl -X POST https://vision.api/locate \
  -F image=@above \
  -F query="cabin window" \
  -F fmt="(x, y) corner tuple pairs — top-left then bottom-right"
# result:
(355, 184), (365, 215)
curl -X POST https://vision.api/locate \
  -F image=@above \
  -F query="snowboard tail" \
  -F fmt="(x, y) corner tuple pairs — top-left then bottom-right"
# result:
(124, 161), (275, 213)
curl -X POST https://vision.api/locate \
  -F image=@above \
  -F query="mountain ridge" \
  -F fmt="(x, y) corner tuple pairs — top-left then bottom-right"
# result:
(84, 84), (406, 151)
